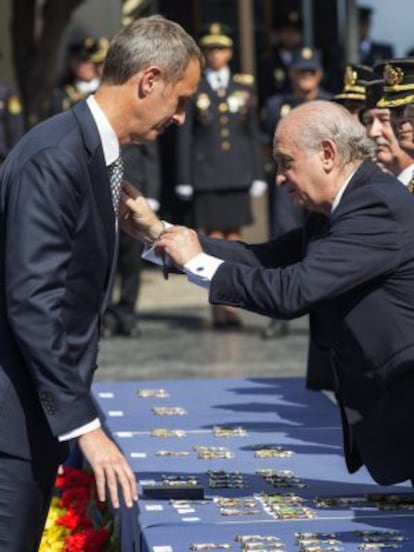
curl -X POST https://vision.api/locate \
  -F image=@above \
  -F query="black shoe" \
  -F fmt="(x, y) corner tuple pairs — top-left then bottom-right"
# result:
(261, 320), (289, 339)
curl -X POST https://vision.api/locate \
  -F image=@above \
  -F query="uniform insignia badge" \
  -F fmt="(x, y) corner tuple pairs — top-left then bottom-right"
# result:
(8, 95), (22, 115)
(233, 73), (254, 85)
(344, 65), (357, 87)
(280, 103), (292, 117)
(383, 64), (404, 86)
(196, 93), (210, 110)
(302, 47), (313, 60)
(273, 68), (285, 83)
(210, 23), (221, 35)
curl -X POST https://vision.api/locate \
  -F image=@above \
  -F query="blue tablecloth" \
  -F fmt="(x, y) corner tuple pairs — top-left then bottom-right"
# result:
(93, 378), (413, 551)
(140, 516), (414, 552)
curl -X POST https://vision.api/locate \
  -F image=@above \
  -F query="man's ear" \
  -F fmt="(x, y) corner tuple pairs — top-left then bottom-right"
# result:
(140, 65), (163, 96)
(320, 138), (336, 171)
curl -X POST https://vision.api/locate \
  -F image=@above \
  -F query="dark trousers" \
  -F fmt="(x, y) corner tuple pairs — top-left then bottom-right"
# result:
(0, 452), (58, 551)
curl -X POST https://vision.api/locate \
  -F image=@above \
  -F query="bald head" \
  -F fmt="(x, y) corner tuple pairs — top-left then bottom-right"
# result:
(273, 101), (374, 215)
(274, 100), (373, 165)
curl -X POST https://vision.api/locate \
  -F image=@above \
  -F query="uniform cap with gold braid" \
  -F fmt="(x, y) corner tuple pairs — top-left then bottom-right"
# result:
(290, 47), (322, 71)
(374, 58), (414, 108)
(198, 22), (233, 49)
(69, 37), (102, 62)
(89, 37), (110, 64)
(333, 64), (374, 102)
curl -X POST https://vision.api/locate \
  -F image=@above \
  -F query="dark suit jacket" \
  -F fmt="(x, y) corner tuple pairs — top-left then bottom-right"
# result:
(202, 160), (414, 485)
(0, 100), (114, 462)
(176, 72), (264, 193)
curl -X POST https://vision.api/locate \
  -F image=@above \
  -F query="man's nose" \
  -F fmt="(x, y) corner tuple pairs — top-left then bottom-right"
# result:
(173, 111), (186, 127)
(275, 173), (286, 188)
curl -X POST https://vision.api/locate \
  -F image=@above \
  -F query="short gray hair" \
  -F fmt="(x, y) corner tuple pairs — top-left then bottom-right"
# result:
(102, 15), (203, 85)
(279, 100), (374, 164)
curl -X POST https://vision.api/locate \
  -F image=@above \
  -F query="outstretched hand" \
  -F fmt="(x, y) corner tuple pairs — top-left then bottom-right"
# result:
(78, 427), (138, 509)
(156, 226), (203, 267)
(120, 181), (164, 243)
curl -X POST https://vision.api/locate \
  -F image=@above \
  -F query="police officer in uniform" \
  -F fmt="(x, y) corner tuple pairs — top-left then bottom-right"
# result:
(49, 37), (107, 115)
(260, 47), (332, 338)
(176, 22), (265, 329)
(0, 81), (24, 164)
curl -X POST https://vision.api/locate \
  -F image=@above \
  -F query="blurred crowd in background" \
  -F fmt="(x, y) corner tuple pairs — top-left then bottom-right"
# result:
(2, 4), (414, 338)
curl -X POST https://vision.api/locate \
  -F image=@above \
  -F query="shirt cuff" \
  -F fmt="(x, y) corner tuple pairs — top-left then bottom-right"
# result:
(183, 253), (224, 289)
(58, 418), (101, 442)
(141, 220), (173, 266)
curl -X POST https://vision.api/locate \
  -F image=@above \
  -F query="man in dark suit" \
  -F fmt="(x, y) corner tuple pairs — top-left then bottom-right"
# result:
(0, 15), (202, 550)
(125, 100), (414, 487)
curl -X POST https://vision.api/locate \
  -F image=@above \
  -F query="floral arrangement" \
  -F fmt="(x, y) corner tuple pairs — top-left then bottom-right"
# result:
(39, 466), (118, 552)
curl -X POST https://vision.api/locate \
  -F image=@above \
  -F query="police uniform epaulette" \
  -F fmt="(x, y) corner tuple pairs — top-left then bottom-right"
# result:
(65, 85), (85, 104)
(233, 73), (255, 85)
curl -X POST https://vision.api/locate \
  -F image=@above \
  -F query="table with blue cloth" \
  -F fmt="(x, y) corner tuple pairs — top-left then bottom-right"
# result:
(93, 378), (414, 551)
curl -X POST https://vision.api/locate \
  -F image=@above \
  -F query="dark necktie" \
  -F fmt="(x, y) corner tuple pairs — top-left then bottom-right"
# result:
(108, 156), (124, 215)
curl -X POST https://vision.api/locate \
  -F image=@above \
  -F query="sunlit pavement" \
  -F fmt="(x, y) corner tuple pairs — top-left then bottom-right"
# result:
(96, 266), (309, 382)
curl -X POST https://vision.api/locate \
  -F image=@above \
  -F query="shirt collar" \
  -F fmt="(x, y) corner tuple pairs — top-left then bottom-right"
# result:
(205, 66), (230, 90)
(397, 163), (414, 186)
(331, 169), (357, 213)
(86, 95), (119, 166)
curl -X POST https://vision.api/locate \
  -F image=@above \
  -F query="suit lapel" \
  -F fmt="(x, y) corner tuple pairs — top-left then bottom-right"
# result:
(72, 100), (115, 267)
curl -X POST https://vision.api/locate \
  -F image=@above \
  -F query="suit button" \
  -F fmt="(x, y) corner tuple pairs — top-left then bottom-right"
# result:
(221, 141), (231, 151)
(219, 102), (228, 112)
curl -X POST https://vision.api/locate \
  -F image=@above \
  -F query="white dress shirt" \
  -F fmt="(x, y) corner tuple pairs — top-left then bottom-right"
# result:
(59, 95), (120, 442)
(397, 163), (414, 187)
(205, 66), (230, 91)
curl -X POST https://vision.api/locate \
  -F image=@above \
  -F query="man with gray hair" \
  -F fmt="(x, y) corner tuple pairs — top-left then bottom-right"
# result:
(124, 100), (414, 488)
(0, 15), (202, 550)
